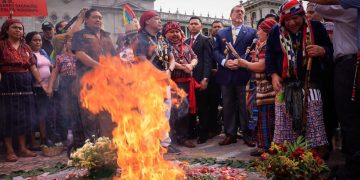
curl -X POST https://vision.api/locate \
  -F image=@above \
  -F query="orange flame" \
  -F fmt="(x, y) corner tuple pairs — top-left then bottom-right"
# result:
(80, 56), (185, 179)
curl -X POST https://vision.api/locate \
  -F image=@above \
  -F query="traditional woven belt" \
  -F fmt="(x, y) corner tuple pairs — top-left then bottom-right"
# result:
(0, 92), (33, 96)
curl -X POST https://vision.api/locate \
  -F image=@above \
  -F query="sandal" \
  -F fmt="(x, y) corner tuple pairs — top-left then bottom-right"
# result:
(6, 153), (18, 162)
(19, 149), (37, 157)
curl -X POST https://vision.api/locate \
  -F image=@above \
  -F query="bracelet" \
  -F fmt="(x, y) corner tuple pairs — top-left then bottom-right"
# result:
(38, 80), (44, 84)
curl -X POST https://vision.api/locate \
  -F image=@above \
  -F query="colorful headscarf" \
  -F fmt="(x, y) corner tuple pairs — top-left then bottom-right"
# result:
(162, 21), (181, 36)
(278, 0), (314, 79)
(139, 10), (159, 32)
(279, 0), (305, 24)
(0, 18), (24, 40)
(258, 19), (277, 34)
(162, 21), (185, 60)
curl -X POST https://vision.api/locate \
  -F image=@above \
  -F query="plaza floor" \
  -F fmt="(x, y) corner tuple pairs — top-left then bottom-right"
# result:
(0, 134), (344, 179)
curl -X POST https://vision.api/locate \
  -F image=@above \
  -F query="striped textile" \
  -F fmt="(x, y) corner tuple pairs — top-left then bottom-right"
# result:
(0, 72), (35, 137)
(273, 88), (328, 148)
(253, 42), (275, 106)
(256, 104), (275, 149)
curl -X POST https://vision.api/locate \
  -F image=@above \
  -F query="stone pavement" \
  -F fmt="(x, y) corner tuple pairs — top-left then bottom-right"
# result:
(0, 134), (261, 179)
(0, 134), (344, 179)
(165, 134), (256, 161)
(0, 151), (68, 176)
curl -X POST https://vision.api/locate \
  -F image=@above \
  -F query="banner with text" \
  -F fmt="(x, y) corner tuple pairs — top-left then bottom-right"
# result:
(0, 0), (48, 17)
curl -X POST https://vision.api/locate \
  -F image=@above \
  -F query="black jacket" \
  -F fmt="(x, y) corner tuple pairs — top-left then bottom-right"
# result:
(265, 21), (334, 87)
(185, 34), (212, 83)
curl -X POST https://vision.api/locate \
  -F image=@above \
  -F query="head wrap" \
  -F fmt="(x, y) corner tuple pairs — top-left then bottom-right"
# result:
(258, 19), (277, 34)
(279, 0), (305, 24)
(139, 10), (159, 32)
(162, 21), (181, 36)
(0, 18), (24, 40)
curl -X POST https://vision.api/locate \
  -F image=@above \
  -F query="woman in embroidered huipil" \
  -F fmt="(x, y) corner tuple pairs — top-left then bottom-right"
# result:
(49, 35), (81, 141)
(238, 19), (277, 156)
(0, 19), (48, 162)
(265, 0), (333, 152)
(163, 21), (198, 148)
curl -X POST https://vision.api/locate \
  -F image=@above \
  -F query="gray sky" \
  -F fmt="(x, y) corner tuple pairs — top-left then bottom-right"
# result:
(154, 0), (308, 19)
(154, 0), (241, 19)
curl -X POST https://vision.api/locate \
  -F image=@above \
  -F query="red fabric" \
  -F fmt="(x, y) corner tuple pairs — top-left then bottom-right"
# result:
(258, 19), (277, 34)
(173, 77), (200, 114)
(162, 21), (181, 36)
(139, 10), (158, 32)
(279, 0), (305, 24)
(0, 40), (34, 73)
(189, 37), (195, 47)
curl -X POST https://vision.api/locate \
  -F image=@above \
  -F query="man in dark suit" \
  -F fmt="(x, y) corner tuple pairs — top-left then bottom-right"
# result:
(208, 20), (224, 138)
(185, 16), (212, 144)
(213, 4), (257, 146)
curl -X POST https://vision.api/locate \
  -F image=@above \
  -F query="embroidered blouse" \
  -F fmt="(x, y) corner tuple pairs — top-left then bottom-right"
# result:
(0, 39), (35, 73)
(55, 53), (77, 76)
(171, 44), (197, 79)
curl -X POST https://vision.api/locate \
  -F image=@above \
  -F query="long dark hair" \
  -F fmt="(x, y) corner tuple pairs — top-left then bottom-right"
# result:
(0, 19), (25, 40)
(25, 31), (41, 45)
(84, 8), (100, 27)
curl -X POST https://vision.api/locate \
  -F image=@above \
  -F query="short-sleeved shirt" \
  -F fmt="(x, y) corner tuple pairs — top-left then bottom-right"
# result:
(55, 53), (77, 76)
(72, 27), (116, 76)
(0, 40), (35, 73)
(33, 52), (51, 87)
(171, 44), (197, 79)
(135, 30), (172, 71)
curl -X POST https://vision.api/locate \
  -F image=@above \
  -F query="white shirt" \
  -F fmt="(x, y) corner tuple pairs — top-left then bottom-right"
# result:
(221, 25), (243, 67)
(191, 32), (201, 41)
(231, 25), (242, 37)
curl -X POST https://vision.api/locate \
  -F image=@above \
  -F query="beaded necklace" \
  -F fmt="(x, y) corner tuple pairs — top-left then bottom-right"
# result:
(147, 34), (169, 69)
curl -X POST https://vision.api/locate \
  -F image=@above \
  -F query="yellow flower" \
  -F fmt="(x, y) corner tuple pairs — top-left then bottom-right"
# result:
(279, 156), (299, 169)
(269, 142), (281, 152)
(301, 151), (314, 162)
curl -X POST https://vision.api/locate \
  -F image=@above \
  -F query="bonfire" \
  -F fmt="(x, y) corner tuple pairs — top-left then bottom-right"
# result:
(80, 56), (185, 179)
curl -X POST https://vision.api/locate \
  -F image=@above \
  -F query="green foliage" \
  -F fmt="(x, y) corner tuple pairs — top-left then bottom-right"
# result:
(178, 157), (252, 169)
(253, 136), (329, 179)
(0, 163), (69, 180)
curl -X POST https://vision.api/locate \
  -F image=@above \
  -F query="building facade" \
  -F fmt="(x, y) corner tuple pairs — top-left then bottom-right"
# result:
(242, 0), (283, 28)
(0, 0), (231, 41)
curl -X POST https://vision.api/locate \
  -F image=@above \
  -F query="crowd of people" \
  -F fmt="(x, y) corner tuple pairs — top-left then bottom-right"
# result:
(0, 0), (359, 178)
